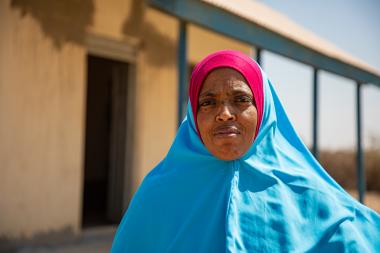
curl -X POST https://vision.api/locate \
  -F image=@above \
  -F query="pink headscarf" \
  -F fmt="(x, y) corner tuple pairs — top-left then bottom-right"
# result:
(189, 50), (264, 140)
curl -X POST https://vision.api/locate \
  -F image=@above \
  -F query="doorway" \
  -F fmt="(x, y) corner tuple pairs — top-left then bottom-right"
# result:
(82, 55), (130, 228)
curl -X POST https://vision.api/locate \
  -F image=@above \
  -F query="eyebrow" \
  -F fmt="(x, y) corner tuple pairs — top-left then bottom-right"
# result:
(199, 89), (252, 98)
(198, 91), (216, 98)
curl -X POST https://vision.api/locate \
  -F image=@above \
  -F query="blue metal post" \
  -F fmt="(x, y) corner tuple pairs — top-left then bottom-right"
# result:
(312, 68), (319, 159)
(256, 48), (262, 66)
(177, 21), (187, 127)
(356, 81), (365, 203)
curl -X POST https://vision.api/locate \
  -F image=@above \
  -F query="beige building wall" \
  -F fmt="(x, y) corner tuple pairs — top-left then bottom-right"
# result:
(188, 24), (254, 65)
(131, 8), (179, 187)
(0, 0), (255, 239)
(0, 0), (179, 239)
(0, 0), (87, 239)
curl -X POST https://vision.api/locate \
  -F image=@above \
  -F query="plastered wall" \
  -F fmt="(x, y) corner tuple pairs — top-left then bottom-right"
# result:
(0, 0), (179, 239)
(0, 0), (87, 239)
(188, 24), (254, 64)
(0, 0), (254, 239)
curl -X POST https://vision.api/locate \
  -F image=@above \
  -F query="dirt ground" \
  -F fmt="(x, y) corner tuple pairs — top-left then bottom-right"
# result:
(0, 227), (115, 253)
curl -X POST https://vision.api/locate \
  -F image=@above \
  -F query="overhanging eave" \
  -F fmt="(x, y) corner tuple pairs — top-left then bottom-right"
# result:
(147, 0), (380, 87)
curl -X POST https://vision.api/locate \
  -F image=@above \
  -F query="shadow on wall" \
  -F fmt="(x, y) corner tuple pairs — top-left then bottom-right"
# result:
(122, 0), (176, 67)
(10, 0), (94, 49)
(10, 0), (175, 64)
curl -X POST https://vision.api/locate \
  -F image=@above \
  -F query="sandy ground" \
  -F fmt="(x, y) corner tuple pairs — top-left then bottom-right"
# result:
(1, 227), (115, 253)
(17, 240), (112, 253)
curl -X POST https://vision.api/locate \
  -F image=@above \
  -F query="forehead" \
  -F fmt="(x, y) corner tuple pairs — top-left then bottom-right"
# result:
(200, 68), (251, 94)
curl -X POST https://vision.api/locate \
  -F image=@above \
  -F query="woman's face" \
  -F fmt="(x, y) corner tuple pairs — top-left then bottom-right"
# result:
(197, 68), (258, 160)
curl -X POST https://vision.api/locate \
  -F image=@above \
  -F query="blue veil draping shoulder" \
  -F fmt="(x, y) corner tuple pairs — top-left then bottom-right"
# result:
(110, 69), (380, 252)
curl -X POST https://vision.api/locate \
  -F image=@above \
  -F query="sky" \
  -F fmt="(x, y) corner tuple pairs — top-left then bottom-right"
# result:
(256, 0), (380, 150)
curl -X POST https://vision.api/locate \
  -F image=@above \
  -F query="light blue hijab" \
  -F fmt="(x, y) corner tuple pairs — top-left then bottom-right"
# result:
(110, 54), (380, 252)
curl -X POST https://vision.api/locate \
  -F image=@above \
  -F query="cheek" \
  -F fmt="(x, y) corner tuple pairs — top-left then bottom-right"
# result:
(241, 108), (258, 134)
(197, 113), (211, 139)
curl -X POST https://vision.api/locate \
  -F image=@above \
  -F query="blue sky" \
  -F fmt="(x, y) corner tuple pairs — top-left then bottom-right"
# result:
(258, 0), (380, 150)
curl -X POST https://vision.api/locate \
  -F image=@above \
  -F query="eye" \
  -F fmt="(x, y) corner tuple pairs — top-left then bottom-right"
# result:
(199, 98), (215, 107)
(235, 95), (253, 103)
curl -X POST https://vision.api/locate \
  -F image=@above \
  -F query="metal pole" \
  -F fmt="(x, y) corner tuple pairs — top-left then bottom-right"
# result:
(356, 81), (365, 203)
(256, 48), (262, 66)
(177, 21), (187, 127)
(312, 68), (319, 159)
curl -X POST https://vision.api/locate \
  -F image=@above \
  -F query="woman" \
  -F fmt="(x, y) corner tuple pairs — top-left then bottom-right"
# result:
(111, 50), (380, 252)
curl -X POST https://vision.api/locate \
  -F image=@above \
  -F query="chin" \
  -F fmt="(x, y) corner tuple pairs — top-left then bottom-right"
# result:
(213, 148), (244, 161)
(215, 153), (242, 161)
(206, 139), (246, 160)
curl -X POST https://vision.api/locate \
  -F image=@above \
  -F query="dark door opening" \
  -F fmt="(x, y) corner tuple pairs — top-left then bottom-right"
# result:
(82, 55), (129, 228)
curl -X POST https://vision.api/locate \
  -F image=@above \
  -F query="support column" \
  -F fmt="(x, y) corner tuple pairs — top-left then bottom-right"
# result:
(256, 47), (262, 66)
(356, 81), (365, 203)
(312, 68), (319, 159)
(177, 21), (187, 127)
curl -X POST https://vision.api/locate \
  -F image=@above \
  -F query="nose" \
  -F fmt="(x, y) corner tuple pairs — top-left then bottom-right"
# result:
(216, 103), (236, 121)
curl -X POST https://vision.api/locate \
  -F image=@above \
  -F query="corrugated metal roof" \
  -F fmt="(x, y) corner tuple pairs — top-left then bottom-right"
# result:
(202, 0), (380, 77)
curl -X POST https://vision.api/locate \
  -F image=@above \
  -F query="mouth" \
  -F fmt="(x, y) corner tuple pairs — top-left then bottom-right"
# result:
(213, 126), (240, 137)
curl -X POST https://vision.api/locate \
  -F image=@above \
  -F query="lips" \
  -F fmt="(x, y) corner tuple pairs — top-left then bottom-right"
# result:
(213, 125), (240, 137)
